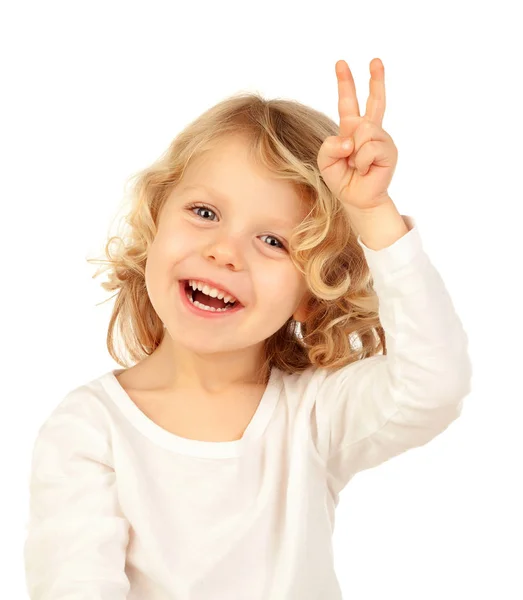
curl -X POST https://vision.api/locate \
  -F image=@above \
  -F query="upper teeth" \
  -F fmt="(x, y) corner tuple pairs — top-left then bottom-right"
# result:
(188, 280), (238, 304)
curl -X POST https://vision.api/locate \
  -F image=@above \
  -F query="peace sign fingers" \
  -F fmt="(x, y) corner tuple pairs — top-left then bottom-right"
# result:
(336, 59), (387, 135)
(321, 58), (396, 212)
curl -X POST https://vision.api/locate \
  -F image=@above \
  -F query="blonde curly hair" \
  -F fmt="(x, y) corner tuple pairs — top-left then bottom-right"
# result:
(87, 92), (386, 379)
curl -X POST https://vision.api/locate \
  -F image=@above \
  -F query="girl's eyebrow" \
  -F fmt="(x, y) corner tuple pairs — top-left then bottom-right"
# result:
(178, 183), (297, 230)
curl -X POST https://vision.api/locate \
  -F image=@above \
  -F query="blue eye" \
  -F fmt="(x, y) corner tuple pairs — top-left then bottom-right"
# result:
(259, 235), (284, 249)
(186, 203), (286, 251)
(188, 203), (217, 221)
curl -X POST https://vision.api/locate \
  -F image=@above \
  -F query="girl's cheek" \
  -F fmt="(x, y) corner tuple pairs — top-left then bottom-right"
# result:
(158, 224), (195, 256)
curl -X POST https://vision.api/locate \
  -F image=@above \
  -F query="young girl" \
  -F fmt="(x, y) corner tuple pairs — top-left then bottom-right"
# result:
(23, 59), (472, 599)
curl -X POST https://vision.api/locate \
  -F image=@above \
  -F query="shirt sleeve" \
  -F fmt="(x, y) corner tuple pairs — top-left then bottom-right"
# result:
(310, 215), (473, 495)
(23, 391), (131, 599)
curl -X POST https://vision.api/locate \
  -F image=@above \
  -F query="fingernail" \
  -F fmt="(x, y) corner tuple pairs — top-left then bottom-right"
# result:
(342, 138), (352, 150)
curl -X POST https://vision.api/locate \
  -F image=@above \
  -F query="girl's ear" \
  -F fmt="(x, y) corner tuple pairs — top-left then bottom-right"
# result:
(293, 291), (311, 323)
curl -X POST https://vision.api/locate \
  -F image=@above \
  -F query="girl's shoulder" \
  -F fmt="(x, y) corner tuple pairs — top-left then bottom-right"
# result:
(35, 371), (115, 445)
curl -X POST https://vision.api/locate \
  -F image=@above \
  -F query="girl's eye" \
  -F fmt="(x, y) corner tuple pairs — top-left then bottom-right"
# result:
(188, 203), (218, 221)
(259, 234), (285, 250)
(186, 203), (286, 251)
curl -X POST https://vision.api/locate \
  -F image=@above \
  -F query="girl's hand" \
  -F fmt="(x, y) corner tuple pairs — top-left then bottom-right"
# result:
(317, 58), (398, 211)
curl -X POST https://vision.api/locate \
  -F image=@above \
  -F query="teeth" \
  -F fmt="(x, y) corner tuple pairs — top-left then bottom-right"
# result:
(185, 289), (234, 312)
(189, 295), (231, 311)
(188, 279), (237, 304)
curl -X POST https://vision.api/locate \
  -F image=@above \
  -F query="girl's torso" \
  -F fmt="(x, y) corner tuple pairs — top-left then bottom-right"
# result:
(115, 365), (267, 443)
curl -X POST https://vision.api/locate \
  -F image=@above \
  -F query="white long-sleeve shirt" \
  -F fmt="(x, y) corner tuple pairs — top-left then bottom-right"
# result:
(23, 214), (473, 599)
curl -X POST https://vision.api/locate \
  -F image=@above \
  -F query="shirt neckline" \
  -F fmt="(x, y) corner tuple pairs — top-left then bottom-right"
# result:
(98, 366), (283, 459)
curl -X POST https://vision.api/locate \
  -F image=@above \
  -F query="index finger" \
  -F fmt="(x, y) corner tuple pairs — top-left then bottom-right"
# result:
(335, 60), (361, 128)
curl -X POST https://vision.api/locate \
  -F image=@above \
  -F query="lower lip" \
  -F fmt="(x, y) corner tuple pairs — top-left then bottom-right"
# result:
(178, 280), (245, 319)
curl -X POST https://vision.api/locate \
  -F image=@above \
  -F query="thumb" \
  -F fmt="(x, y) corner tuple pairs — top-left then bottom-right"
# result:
(340, 137), (354, 151)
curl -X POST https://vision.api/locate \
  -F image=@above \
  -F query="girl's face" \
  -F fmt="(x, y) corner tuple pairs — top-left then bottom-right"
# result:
(145, 135), (311, 356)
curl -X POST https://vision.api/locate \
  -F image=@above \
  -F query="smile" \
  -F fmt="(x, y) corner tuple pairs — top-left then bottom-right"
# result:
(179, 280), (245, 319)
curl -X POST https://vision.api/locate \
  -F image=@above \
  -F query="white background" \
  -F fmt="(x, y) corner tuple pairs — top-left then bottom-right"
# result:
(2, 0), (522, 598)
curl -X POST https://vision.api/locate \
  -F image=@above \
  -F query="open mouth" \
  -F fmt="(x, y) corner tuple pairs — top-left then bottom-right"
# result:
(181, 280), (243, 314)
